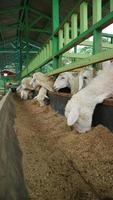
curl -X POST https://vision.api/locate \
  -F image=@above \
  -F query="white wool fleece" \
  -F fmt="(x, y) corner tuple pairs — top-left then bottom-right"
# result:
(65, 61), (113, 133)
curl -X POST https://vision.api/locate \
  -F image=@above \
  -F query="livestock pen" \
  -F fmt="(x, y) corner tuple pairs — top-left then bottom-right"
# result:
(1, 0), (113, 200)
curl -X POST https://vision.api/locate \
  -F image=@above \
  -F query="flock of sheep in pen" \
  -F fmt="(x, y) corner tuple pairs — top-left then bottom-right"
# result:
(16, 60), (113, 133)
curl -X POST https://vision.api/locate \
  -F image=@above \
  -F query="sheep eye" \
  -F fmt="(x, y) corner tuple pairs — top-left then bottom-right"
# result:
(61, 77), (65, 79)
(84, 76), (87, 79)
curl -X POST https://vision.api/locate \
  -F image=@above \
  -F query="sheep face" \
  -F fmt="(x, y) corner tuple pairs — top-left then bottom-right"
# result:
(30, 78), (39, 89)
(78, 66), (94, 91)
(16, 85), (22, 93)
(20, 89), (29, 100)
(30, 72), (46, 89)
(54, 72), (71, 91)
(30, 74), (40, 89)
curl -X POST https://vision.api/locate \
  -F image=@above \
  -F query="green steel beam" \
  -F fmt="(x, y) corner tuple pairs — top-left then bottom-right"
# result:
(102, 33), (113, 38)
(93, 30), (102, 54)
(29, 7), (51, 21)
(29, 28), (51, 34)
(80, 41), (113, 49)
(52, 0), (59, 69)
(54, 0), (83, 34)
(47, 49), (113, 76)
(17, 0), (29, 38)
(52, 0), (59, 32)
(63, 52), (89, 58)
(54, 11), (113, 57)
(22, 11), (113, 77)
(25, 5), (29, 72)
(93, 29), (102, 69)
(0, 6), (24, 14)
(22, 39), (42, 47)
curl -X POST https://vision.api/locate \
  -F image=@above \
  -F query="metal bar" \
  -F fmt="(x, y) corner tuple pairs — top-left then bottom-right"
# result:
(22, 11), (113, 77)
(102, 33), (113, 38)
(71, 14), (78, 39)
(80, 41), (113, 49)
(93, 0), (102, 24)
(93, 29), (102, 69)
(58, 29), (64, 49)
(110, 0), (113, 12)
(25, 5), (29, 74)
(29, 7), (51, 21)
(29, 28), (51, 34)
(47, 49), (113, 76)
(52, 0), (59, 69)
(80, 2), (88, 33)
(64, 22), (70, 45)
(54, 11), (113, 57)
(53, 0), (59, 32)
(54, 0), (83, 34)
(93, 30), (102, 54)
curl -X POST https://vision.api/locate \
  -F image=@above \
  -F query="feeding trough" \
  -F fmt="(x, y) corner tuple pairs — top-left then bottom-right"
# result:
(49, 91), (113, 132)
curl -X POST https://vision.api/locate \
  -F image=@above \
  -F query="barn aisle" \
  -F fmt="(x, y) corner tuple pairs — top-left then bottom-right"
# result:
(14, 97), (113, 200)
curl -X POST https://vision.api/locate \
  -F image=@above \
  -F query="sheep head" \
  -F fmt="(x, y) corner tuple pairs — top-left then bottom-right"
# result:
(54, 72), (78, 91)
(65, 98), (80, 126)
(30, 72), (54, 91)
(65, 94), (94, 133)
(78, 66), (94, 91)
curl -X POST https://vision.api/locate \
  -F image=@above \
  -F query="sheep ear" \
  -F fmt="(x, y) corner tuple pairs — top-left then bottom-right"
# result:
(78, 74), (84, 91)
(67, 106), (80, 126)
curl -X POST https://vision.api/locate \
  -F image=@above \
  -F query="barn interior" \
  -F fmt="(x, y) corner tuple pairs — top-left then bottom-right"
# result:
(0, 1), (113, 200)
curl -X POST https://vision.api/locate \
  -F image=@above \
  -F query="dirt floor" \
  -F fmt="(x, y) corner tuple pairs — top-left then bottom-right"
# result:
(14, 96), (113, 200)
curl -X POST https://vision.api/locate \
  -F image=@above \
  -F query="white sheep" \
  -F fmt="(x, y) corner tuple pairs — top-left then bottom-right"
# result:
(53, 66), (94, 95)
(30, 72), (54, 92)
(65, 60), (113, 133)
(20, 89), (30, 100)
(34, 87), (48, 106)
(16, 85), (30, 100)
(21, 77), (34, 90)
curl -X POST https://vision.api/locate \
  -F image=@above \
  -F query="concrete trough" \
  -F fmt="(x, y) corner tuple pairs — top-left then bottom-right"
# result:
(49, 91), (113, 132)
(0, 92), (28, 200)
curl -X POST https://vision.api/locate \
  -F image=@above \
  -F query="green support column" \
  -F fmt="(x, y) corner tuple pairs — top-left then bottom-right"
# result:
(93, 0), (102, 24)
(49, 40), (52, 57)
(93, 29), (102, 70)
(25, 5), (29, 74)
(18, 35), (23, 80)
(80, 2), (88, 34)
(111, 37), (113, 44)
(52, 0), (59, 69)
